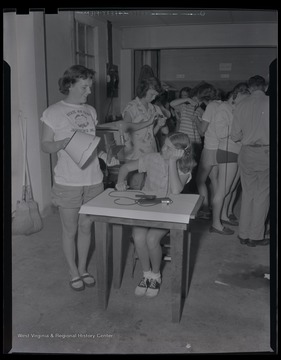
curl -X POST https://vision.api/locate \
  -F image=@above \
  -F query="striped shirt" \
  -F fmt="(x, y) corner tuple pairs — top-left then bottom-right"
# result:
(178, 103), (203, 144)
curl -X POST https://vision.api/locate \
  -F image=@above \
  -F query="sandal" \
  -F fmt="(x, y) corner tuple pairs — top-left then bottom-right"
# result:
(197, 210), (212, 220)
(81, 273), (96, 287)
(221, 218), (239, 226)
(209, 226), (234, 235)
(228, 213), (238, 222)
(69, 277), (85, 291)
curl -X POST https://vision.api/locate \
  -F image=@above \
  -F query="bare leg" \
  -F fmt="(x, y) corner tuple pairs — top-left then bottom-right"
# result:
(77, 214), (94, 275)
(196, 159), (213, 210)
(58, 207), (79, 279)
(212, 163), (238, 231)
(132, 226), (150, 272)
(209, 165), (219, 205)
(221, 168), (240, 221)
(146, 228), (169, 273)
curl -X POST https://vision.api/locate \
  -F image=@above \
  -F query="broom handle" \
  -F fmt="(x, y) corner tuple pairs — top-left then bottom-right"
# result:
(18, 111), (28, 199)
(25, 157), (33, 199)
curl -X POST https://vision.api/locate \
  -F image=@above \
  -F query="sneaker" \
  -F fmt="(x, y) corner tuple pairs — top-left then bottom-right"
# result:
(135, 277), (149, 296)
(146, 278), (161, 298)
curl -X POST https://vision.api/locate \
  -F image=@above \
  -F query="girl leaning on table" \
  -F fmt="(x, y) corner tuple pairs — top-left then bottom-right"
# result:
(115, 132), (196, 297)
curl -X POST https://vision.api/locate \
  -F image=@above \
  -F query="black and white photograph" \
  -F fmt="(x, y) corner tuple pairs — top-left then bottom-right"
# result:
(3, 7), (278, 355)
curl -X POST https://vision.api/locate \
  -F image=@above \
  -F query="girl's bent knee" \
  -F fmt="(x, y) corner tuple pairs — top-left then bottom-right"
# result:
(146, 235), (161, 249)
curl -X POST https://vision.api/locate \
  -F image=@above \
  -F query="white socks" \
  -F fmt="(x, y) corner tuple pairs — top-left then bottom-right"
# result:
(143, 270), (152, 279)
(144, 270), (161, 282)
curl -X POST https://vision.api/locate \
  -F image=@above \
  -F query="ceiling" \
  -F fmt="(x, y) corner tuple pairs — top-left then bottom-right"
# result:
(83, 9), (278, 28)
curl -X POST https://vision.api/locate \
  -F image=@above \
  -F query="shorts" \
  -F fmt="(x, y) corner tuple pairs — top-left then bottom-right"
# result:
(51, 182), (104, 209)
(200, 148), (218, 166)
(216, 149), (238, 163)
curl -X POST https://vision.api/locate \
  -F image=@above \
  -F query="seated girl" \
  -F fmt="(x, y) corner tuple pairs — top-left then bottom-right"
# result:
(115, 132), (196, 297)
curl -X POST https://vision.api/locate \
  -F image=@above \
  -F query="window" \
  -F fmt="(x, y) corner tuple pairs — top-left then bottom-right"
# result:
(75, 20), (95, 68)
(75, 20), (96, 106)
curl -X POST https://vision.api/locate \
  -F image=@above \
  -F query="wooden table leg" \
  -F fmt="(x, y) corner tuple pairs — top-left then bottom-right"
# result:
(185, 227), (191, 298)
(95, 221), (111, 310)
(170, 229), (184, 322)
(112, 224), (123, 289)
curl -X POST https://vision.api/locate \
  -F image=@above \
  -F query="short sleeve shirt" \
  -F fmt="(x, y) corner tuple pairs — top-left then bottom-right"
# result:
(231, 90), (269, 146)
(178, 103), (203, 144)
(40, 100), (103, 186)
(122, 97), (161, 160)
(138, 153), (191, 197)
(202, 100), (222, 150)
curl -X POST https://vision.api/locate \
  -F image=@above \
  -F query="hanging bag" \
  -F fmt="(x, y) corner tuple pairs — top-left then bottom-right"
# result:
(12, 112), (43, 235)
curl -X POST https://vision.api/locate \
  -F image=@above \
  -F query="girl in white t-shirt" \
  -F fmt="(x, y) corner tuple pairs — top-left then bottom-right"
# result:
(41, 65), (104, 291)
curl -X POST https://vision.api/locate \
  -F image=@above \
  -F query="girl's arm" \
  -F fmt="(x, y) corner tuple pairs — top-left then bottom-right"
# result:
(153, 115), (167, 135)
(168, 150), (190, 194)
(123, 111), (156, 132)
(195, 117), (209, 137)
(152, 105), (168, 134)
(41, 123), (70, 153)
(115, 159), (139, 191)
(230, 112), (243, 142)
(170, 97), (198, 109)
(156, 103), (171, 119)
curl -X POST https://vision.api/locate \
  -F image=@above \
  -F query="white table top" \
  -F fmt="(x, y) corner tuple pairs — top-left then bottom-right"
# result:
(79, 188), (201, 224)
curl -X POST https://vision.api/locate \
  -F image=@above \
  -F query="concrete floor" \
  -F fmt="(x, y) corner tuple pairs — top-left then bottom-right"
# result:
(10, 203), (274, 354)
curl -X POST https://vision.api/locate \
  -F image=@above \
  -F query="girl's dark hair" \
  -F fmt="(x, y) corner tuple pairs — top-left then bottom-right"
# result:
(167, 132), (197, 173)
(228, 82), (249, 100)
(214, 88), (226, 101)
(248, 75), (266, 88)
(190, 82), (216, 102)
(136, 77), (162, 98)
(138, 65), (155, 83)
(58, 65), (95, 95)
(179, 87), (191, 98)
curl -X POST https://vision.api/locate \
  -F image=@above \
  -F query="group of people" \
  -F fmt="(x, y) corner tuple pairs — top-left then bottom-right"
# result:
(192, 77), (269, 249)
(41, 64), (270, 297)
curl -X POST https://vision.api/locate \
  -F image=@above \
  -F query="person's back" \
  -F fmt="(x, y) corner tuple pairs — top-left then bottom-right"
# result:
(231, 75), (270, 247)
(232, 90), (269, 146)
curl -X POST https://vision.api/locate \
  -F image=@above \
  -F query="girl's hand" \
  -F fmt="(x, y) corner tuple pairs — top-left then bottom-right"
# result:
(170, 148), (184, 161)
(147, 114), (158, 125)
(161, 126), (169, 135)
(60, 137), (71, 150)
(156, 115), (167, 127)
(115, 182), (128, 191)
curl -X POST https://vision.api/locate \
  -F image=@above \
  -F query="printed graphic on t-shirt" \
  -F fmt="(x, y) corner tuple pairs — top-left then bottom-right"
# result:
(66, 109), (95, 134)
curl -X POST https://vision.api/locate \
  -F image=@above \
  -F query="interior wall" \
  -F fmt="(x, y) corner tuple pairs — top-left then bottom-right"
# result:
(160, 47), (277, 93)
(120, 49), (134, 113)
(121, 23), (277, 49)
